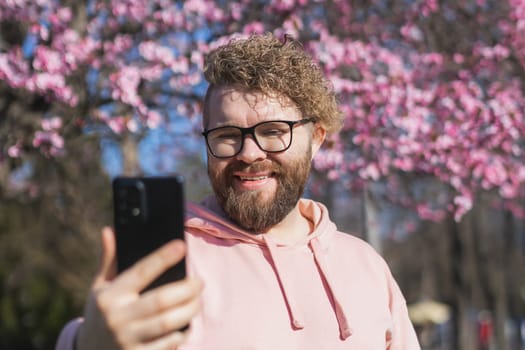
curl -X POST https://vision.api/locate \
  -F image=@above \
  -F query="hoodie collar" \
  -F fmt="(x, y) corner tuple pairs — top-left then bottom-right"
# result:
(185, 195), (327, 246)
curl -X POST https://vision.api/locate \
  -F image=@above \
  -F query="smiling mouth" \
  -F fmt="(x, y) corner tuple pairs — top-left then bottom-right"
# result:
(238, 175), (270, 181)
(234, 171), (278, 183)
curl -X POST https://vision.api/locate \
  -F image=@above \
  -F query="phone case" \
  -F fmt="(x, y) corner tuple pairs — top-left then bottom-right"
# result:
(113, 176), (186, 291)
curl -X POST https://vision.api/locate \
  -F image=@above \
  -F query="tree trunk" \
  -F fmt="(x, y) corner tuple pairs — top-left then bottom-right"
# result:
(363, 185), (382, 254)
(449, 212), (479, 350)
(489, 208), (513, 350)
(121, 134), (140, 176)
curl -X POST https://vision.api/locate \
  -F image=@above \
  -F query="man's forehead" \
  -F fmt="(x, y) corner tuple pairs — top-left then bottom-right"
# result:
(210, 86), (297, 111)
(203, 85), (302, 130)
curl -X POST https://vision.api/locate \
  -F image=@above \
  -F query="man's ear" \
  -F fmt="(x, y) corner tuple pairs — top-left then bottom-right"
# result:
(310, 123), (326, 159)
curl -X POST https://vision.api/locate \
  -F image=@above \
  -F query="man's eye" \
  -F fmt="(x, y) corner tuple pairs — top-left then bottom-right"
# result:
(260, 128), (287, 137)
(211, 129), (240, 140)
(217, 133), (239, 139)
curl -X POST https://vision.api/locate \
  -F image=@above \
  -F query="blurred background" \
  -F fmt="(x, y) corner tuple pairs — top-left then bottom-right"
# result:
(0, 1), (524, 349)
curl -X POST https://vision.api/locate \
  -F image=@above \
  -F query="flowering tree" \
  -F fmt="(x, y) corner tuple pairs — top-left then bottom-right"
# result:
(307, 1), (525, 223)
(1, 0), (524, 348)
(2, 0), (523, 217)
(1, 1), (214, 185)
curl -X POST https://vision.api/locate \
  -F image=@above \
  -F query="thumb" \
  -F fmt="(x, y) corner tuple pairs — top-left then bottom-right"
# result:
(94, 226), (117, 287)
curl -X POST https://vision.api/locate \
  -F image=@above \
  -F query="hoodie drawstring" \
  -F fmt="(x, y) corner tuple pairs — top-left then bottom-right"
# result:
(263, 235), (305, 329)
(310, 237), (353, 340)
(263, 235), (353, 340)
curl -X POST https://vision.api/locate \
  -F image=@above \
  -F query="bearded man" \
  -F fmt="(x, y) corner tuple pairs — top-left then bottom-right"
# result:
(56, 34), (420, 350)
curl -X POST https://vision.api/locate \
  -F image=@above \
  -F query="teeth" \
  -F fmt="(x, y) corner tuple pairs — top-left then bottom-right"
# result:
(239, 175), (268, 181)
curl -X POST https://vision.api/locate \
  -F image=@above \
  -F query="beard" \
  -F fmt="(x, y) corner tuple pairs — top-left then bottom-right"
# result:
(208, 152), (312, 233)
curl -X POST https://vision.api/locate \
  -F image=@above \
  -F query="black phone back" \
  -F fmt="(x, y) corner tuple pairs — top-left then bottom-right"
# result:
(113, 176), (185, 291)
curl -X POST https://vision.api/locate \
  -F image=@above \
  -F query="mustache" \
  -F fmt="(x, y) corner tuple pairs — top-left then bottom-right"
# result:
(225, 160), (282, 175)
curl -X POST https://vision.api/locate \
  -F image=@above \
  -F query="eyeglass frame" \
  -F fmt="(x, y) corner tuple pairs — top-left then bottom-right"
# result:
(201, 117), (318, 158)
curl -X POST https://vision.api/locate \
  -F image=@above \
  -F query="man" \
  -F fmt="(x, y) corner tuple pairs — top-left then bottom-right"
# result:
(56, 33), (420, 349)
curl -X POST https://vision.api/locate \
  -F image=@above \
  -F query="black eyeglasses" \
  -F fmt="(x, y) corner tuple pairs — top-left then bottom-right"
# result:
(202, 118), (317, 158)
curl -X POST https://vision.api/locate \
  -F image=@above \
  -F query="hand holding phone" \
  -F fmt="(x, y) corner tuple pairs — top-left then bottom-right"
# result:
(75, 228), (202, 350)
(75, 176), (200, 350)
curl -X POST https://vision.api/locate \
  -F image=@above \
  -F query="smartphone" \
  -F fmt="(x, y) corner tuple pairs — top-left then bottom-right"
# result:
(113, 176), (186, 291)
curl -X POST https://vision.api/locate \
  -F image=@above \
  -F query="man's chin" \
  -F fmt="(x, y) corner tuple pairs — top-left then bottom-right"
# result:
(236, 189), (274, 202)
(220, 190), (280, 231)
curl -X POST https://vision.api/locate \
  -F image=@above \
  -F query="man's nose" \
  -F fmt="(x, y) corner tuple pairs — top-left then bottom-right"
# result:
(235, 135), (267, 163)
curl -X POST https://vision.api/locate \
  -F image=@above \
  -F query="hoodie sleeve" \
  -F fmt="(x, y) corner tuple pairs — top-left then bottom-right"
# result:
(387, 273), (421, 350)
(55, 318), (83, 350)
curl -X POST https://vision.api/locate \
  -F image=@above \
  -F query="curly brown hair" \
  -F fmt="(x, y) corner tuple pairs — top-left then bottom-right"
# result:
(202, 33), (343, 134)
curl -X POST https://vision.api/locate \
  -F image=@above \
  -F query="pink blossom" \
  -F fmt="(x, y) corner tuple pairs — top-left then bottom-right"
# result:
(393, 158), (415, 172)
(229, 2), (243, 21)
(243, 22), (265, 34)
(176, 104), (189, 117)
(138, 42), (158, 61)
(126, 118), (139, 133)
(483, 159), (508, 187)
(42, 117), (63, 131)
(434, 135), (455, 150)
(32, 72), (64, 90)
(500, 183), (519, 198)
(454, 194), (473, 222)
(110, 0), (147, 22)
(107, 117), (127, 134)
(453, 53), (465, 64)
(110, 67), (142, 107)
(0, 50), (30, 88)
(141, 65), (163, 81)
(359, 163), (381, 181)
(283, 14), (304, 33)
(450, 176), (463, 190)
(146, 110), (163, 129)
(169, 71), (201, 90)
(190, 51), (204, 67)
(269, 0), (297, 12)
(39, 25), (50, 41)
(8, 144), (22, 158)
(57, 7), (72, 22)
(139, 41), (174, 65)
(417, 204), (446, 221)
(33, 131), (65, 157)
(113, 34), (134, 53)
(401, 23), (424, 42)
(207, 6), (226, 22)
(154, 8), (185, 28)
(327, 170), (340, 180)
(184, 0), (208, 15)
(170, 57), (190, 74)
(33, 47), (63, 73)
(313, 148), (343, 170)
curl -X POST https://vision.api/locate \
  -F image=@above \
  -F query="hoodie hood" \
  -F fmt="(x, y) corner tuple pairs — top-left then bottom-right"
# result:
(186, 195), (329, 246)
(185, 196), (353, 340)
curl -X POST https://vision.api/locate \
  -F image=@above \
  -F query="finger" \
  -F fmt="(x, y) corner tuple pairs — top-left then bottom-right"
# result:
(112, 240), (186, 294)
(110, 278), (203, 323)
(94, 227), (118, 288)
(144, 330), (188, 350)
(127, 296), (200, 342)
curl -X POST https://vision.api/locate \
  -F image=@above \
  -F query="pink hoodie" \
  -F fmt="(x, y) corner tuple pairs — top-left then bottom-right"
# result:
(56, 198), (420, 349)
